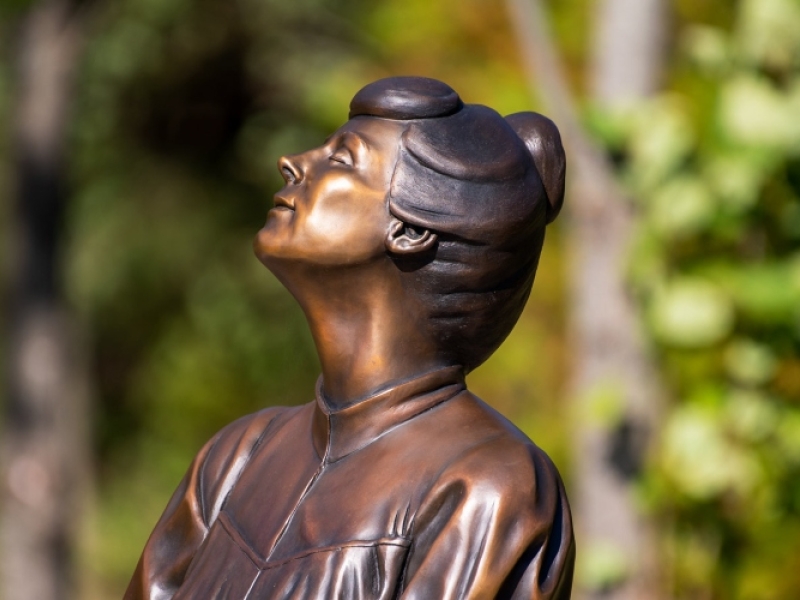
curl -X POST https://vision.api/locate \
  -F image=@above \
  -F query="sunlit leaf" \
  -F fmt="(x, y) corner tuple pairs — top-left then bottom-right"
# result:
(725, 389), (779, 442)
(723, 339), (777, 386)
(720, 75), (800, 151)
(649, 279), (735, 347)
(576, 541), (629, 592)
(776, 411), (800, 464)
(737, 0), (800, 70)
(661, 404), (761, 499)
(647, 176), (716, 237)
(682, 25), (731, 72)
(628, 98), (695, 191)
(702, 152), (766, 212)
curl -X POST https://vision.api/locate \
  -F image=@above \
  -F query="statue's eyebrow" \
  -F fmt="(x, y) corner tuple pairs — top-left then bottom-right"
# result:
(323, 131), (366, 148)
(339, 131), (368, 149)
(322, 132), (369, 165)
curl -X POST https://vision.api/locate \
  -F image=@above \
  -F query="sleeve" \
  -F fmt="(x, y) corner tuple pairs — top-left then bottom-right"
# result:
(399, 442), (575, 600)
(123, 409), (280, 600)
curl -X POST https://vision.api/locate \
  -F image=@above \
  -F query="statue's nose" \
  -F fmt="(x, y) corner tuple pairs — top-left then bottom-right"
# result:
(278, 155), (303, 184)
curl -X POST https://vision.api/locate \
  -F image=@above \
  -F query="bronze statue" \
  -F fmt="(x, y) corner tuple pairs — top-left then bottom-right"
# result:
(125, 77), (574, 600)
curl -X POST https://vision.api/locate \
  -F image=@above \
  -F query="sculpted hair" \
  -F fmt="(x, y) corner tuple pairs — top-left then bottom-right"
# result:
(350, 77), (566, 372)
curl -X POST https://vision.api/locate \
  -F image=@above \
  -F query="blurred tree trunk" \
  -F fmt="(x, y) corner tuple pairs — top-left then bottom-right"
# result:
(1, 1), (89, 599)
(591, 0), (667, 104)
(506, 0), (668, 598)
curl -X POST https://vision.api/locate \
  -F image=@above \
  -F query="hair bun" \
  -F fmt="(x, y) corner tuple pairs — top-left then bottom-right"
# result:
(505, 112), (566, 224)
(349, 77), (463, 120)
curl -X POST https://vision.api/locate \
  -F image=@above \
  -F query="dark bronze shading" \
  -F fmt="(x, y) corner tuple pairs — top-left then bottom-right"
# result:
(125, 76), (574, 600)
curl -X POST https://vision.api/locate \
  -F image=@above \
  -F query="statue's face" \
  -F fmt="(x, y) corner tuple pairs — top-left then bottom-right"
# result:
(255, 117), (406, 268)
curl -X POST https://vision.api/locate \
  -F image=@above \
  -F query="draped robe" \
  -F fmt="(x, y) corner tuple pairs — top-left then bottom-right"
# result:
(125, 366), (574, 599)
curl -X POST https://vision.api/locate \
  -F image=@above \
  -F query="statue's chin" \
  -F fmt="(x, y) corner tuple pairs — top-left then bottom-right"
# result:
(251, 226), (313, 295)
(252, 225), (283, 269)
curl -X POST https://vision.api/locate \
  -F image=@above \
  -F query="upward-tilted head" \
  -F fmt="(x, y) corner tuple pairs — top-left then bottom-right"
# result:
(255, 76), (565, 373)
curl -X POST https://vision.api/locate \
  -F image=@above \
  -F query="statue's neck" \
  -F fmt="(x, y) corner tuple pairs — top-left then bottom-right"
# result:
(281, 263), (446, 410)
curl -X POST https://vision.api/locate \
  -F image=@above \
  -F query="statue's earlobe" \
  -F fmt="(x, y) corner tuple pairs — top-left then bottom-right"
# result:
(385, 219), (438, 255)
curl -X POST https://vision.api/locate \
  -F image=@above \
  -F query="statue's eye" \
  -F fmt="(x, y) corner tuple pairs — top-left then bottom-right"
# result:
(330, 146), (353, 166)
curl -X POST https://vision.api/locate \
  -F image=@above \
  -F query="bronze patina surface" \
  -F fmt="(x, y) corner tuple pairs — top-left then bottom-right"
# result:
(125, 77), (574, 600)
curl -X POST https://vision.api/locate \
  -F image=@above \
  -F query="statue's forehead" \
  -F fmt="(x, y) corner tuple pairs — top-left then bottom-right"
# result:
(332, 116), (407, 150)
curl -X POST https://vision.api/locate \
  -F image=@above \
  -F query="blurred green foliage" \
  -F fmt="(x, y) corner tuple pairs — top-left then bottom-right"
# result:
(591, 0), (800, 596)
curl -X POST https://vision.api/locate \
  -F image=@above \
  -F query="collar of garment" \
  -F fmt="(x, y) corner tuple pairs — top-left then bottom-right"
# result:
(311, 365), (466, 462)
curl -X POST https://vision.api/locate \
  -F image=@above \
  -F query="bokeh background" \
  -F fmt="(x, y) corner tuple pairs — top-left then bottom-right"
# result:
(1, 0), (800, 598)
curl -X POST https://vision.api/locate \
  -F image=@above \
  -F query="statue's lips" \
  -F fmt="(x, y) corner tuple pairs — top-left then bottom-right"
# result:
(272, 195), (295, 211)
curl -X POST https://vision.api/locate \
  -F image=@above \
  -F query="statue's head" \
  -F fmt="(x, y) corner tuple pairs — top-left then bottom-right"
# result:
(255, 77), (565, 373)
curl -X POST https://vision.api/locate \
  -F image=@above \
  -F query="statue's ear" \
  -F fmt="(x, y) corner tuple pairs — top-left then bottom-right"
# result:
(385, 218), (438, 255)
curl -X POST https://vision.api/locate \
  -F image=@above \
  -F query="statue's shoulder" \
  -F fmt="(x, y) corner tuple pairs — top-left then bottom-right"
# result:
(429, 391), (567, 502)
(208, 404), (298, 451)
(193, 403), (310, 523)
(410, 391), (573, 567)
